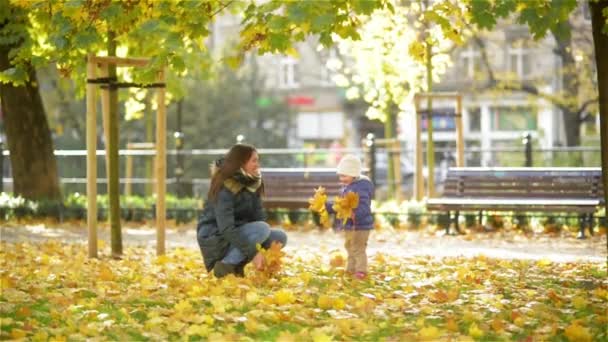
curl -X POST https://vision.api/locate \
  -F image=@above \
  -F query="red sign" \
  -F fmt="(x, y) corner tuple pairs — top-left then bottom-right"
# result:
(287, 96), (315, 106)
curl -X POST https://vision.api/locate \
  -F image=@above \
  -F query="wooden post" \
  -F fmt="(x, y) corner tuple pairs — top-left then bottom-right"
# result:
(86, 56), (98, 258)
(125, 143), (133, 196)
(392, 139), (402, 202)
(99, 65), (111, 189)
(456, 95), (464, 167)
(414, 96), (424, 201)
(156, 68), (167, 255)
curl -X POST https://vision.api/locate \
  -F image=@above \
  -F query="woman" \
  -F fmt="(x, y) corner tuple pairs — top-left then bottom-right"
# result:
(196, 144), (287, 278)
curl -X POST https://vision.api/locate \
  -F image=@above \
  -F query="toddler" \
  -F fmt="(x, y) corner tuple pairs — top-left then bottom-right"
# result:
(325, 154), (374, 279)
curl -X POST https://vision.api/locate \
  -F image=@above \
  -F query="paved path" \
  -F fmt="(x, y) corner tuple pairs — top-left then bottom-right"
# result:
(1, 223), (606, 263)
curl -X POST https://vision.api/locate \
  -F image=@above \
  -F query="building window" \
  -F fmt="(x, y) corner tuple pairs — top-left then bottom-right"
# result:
(320, 48), (338, 86)
(490, 106), (537, 131)
(581, 2), (591, 21)
(278, 57), (299, 89)
(467, 107), (481, 132)
(507, 40), (532, 79)
(297, 112), (344, 139)
(459, 45), (482, 78)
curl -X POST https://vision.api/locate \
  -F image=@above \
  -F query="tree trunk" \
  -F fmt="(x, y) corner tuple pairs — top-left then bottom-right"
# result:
(0, 54), (60, 201)
(552, 23), (581, 147)
(589, 1), (607, 251)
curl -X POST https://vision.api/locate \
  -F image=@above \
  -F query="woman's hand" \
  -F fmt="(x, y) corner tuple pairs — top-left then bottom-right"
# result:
(252, 252), (266, 270)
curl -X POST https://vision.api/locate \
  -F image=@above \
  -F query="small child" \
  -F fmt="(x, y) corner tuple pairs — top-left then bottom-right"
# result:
(326, 154), (374, 279)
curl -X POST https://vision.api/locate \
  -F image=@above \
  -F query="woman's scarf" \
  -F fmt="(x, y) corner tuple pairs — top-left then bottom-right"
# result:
(233, 168), (262, 192)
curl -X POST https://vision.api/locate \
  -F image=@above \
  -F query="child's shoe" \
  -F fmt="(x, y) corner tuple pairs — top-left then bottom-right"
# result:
(354, 272), (367, 280)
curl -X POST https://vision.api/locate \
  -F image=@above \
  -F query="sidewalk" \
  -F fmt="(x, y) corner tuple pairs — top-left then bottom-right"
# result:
(1, 223), (605, 263)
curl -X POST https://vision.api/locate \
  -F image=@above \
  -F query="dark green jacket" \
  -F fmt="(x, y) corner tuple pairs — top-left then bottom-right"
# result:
(196, 178), (266, 272)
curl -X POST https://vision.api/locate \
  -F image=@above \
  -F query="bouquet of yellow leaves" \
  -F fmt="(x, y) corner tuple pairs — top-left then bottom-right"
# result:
(332, 191), (359, 225)
(255, 241), (284, 279)
(308, 187), (330, 228)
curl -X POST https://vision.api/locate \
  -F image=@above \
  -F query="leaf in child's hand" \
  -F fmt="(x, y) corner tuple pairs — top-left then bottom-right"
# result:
(333, 192), (359, 224)
(319, 210), (330, 228)
(308, 187), (327, 213)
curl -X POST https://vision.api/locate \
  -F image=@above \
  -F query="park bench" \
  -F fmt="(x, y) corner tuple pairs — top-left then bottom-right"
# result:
(426, 167), (604, 238)
(262, 168), (342, 209)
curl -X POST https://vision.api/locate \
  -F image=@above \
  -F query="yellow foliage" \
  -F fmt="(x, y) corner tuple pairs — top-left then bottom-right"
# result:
(468, 322), (484, 338)
(317, 295), (333, 310)
(445, 317), (459, 332)
(329, 251), (346, 268)
(332, 192), (359, 225)
(0, 239), (605, 341)
(571, 296), (587, 310)
(256, 241), (285, 278)
(274, 289), (296, 306)
(309, 187), (328, 213)
(309, 187), (331, 228)
(564, 322), (592, 342)
(419, 325), (441, 340)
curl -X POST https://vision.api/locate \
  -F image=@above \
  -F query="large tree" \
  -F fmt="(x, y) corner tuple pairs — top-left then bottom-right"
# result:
(0, 3), (60, 201)
(468, 15), (598, 148)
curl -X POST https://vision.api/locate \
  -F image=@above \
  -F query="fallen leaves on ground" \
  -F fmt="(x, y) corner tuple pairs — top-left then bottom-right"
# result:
(1, 241), (606, 341)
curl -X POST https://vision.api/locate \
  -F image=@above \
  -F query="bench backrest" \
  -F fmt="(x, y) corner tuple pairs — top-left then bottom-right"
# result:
(442, 167), (604, 200)
(262, 168), (342, 209)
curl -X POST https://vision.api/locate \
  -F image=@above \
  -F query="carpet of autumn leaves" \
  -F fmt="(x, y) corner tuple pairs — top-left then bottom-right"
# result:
(1, 240), (606, 341)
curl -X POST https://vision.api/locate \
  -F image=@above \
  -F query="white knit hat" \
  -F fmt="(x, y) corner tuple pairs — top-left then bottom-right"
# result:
(336, 154), (362, 177)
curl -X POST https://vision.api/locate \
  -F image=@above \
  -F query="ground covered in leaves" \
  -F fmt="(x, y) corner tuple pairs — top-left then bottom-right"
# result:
(1, 239), (606, 341)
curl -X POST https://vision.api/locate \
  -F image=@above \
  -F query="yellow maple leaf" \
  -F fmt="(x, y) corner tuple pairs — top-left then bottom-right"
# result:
(571, 296), (587, 310)
(468, 322), (484, 338)
(319, 210), (330, 228)
(419, 325), (441, 340)
(185, 324), (210, 337)
(317, 295), (333, 310)
(98, 265), (115, 281)
(446, 317), (459, 332)
(308, 187), (328, 213)
(564, 322), (592, 342)
(276, 331), (298, 342)
(274, 289), (296, 305)
(332, 192), (359, 225)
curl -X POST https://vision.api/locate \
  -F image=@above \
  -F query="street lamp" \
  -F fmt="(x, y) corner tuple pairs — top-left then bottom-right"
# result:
(365, 133), (376, 186)
(174, 131), (185, 196)
(522, 132), (532, 167)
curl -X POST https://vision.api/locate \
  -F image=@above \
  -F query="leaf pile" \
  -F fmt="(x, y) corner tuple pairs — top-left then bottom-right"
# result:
(1, 241), (606, 341)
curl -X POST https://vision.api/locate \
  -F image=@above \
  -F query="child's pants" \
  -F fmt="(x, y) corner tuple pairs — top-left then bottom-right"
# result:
(344, 230), (370, 273)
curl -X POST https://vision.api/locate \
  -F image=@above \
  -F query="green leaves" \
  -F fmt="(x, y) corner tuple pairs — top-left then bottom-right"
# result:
(466, 0), (578, 40)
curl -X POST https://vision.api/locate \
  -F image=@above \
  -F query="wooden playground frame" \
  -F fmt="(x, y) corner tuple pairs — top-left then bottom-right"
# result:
(413, 92), (464, 200)
(86, 55), (167, 257)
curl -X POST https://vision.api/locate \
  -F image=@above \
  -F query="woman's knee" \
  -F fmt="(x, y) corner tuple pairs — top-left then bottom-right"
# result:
(268, 229), (287, 247)
(241, 221), (271, 244)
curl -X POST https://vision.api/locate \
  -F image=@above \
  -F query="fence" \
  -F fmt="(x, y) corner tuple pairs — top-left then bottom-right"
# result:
(0, 141), (601, 200)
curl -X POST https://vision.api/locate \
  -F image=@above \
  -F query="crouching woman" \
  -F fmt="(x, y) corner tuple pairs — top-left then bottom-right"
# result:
(196, 144), (287, 278)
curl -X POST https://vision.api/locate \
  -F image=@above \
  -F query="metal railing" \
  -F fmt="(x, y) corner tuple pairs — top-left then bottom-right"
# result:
(0, 142), (600, 199)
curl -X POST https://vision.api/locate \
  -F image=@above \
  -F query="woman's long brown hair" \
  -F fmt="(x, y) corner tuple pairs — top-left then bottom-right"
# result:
(207, 144), (263, 201)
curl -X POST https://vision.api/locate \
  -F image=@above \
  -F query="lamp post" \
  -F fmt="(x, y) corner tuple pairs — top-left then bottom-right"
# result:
(366, 133), (376, 186)
(522, 132), (532, 167)
(174, 99), (185, 197)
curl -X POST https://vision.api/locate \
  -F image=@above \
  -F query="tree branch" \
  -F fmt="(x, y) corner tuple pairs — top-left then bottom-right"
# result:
(210, 1), (235, 19)
(577, 97), (599, 122)
(469, 33), (572, 114)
